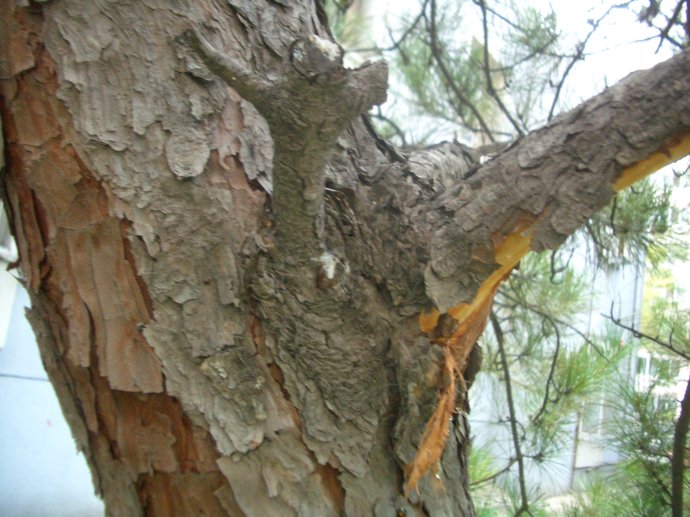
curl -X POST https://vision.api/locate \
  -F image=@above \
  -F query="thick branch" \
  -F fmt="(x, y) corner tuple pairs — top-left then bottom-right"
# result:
(419, 49), (690, 312)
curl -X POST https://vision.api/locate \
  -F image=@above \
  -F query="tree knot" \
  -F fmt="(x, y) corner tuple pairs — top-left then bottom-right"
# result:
(290, 36), (344, 81)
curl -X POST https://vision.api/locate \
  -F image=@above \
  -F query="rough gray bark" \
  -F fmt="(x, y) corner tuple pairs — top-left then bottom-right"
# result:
(2, 1), (690, 516)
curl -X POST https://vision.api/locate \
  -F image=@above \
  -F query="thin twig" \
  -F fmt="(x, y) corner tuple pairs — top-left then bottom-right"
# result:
(371, 107), (408, 146)
(604, 303), (690, 361)
(476, 0), (524, 136)
(347, 0), (429, 54)
(548, 2), (634, 121)
(498, 291), (608, 359)
(480, 2), (522, 30)
(655, 0), (685, 53)
(490, 312), (531, 516)
(531, 317), (562, 425)
(549, 247), (574, 284)
(672, 372), (690, 517)
(427, 0), (496, 141)
(471, 458), (517, 486)
(487, 36), (559, 74)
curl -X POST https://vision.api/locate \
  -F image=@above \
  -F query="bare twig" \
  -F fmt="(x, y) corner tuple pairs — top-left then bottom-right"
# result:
(672, 372), (690, 517)
(547, 41), (585, 121)
(531, 317), (562, 425)
(655, 0), (685, 53)
(347, 0), (429, 54)
(604, 303), (690, 361)
(549, 247), (574, 284)
(548, 2), (634, 121)
(476, 0), (525, 136)
(427, 0), (496, 141)
(490, 312), (531, 516)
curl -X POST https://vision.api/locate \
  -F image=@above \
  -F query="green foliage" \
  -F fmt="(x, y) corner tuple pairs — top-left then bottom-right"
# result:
(504, 4), (558, 56)
(499, 3), (560, 124)
(565, 465), (675, 517)
(565, 378), (690, 516)
(471, 253), (626, 512)
(584, 179), (684, 271)
(321, 1), (369, 50)
(394, 8), (494, 135)
(387, 0), (564, 142)
(470, 448), (504, 516)
(571, 296), (690, 517)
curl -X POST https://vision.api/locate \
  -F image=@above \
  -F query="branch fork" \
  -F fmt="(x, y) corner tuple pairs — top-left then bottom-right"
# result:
(184, 28), (388, 258)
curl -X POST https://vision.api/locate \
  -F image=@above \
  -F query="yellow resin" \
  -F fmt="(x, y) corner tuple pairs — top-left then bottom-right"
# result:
(613, 132), (690, 192)
(419, 232), (532, 333)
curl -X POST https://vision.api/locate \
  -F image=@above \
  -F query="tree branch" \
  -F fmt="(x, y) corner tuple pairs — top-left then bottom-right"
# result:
(184, 28), (388, 258)
(418, 48), (690, 312)
(655, 0), (686, 53)
(604, 305), (690, 361)
(426, 0), (496, 142)
(490, 312), (530, 516)
(182, 29), (272, 107)
(672, 372), (690, 517)
(475, 0), (525, 136)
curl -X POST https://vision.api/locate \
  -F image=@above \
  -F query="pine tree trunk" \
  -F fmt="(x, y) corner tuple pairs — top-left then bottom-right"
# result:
(2, 2), (690, 516)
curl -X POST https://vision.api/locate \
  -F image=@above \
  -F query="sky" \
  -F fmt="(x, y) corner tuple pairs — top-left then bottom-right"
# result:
(363, 0), (675, 126)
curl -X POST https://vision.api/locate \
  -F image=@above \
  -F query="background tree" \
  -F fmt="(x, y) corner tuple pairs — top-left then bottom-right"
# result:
(2, 1), (690, 515)
(571, 229), (690, 517)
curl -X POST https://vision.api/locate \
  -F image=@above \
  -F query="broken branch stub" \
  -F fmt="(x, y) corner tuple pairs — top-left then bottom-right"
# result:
(185, 29), (388, 258)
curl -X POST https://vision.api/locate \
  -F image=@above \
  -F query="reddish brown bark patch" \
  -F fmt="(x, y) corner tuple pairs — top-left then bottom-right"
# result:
(137, 472), (230, 517)
(1, 6), (236, 514)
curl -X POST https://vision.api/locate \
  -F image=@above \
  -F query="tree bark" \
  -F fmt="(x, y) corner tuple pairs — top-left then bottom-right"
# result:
(2, 1), (690, 516)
